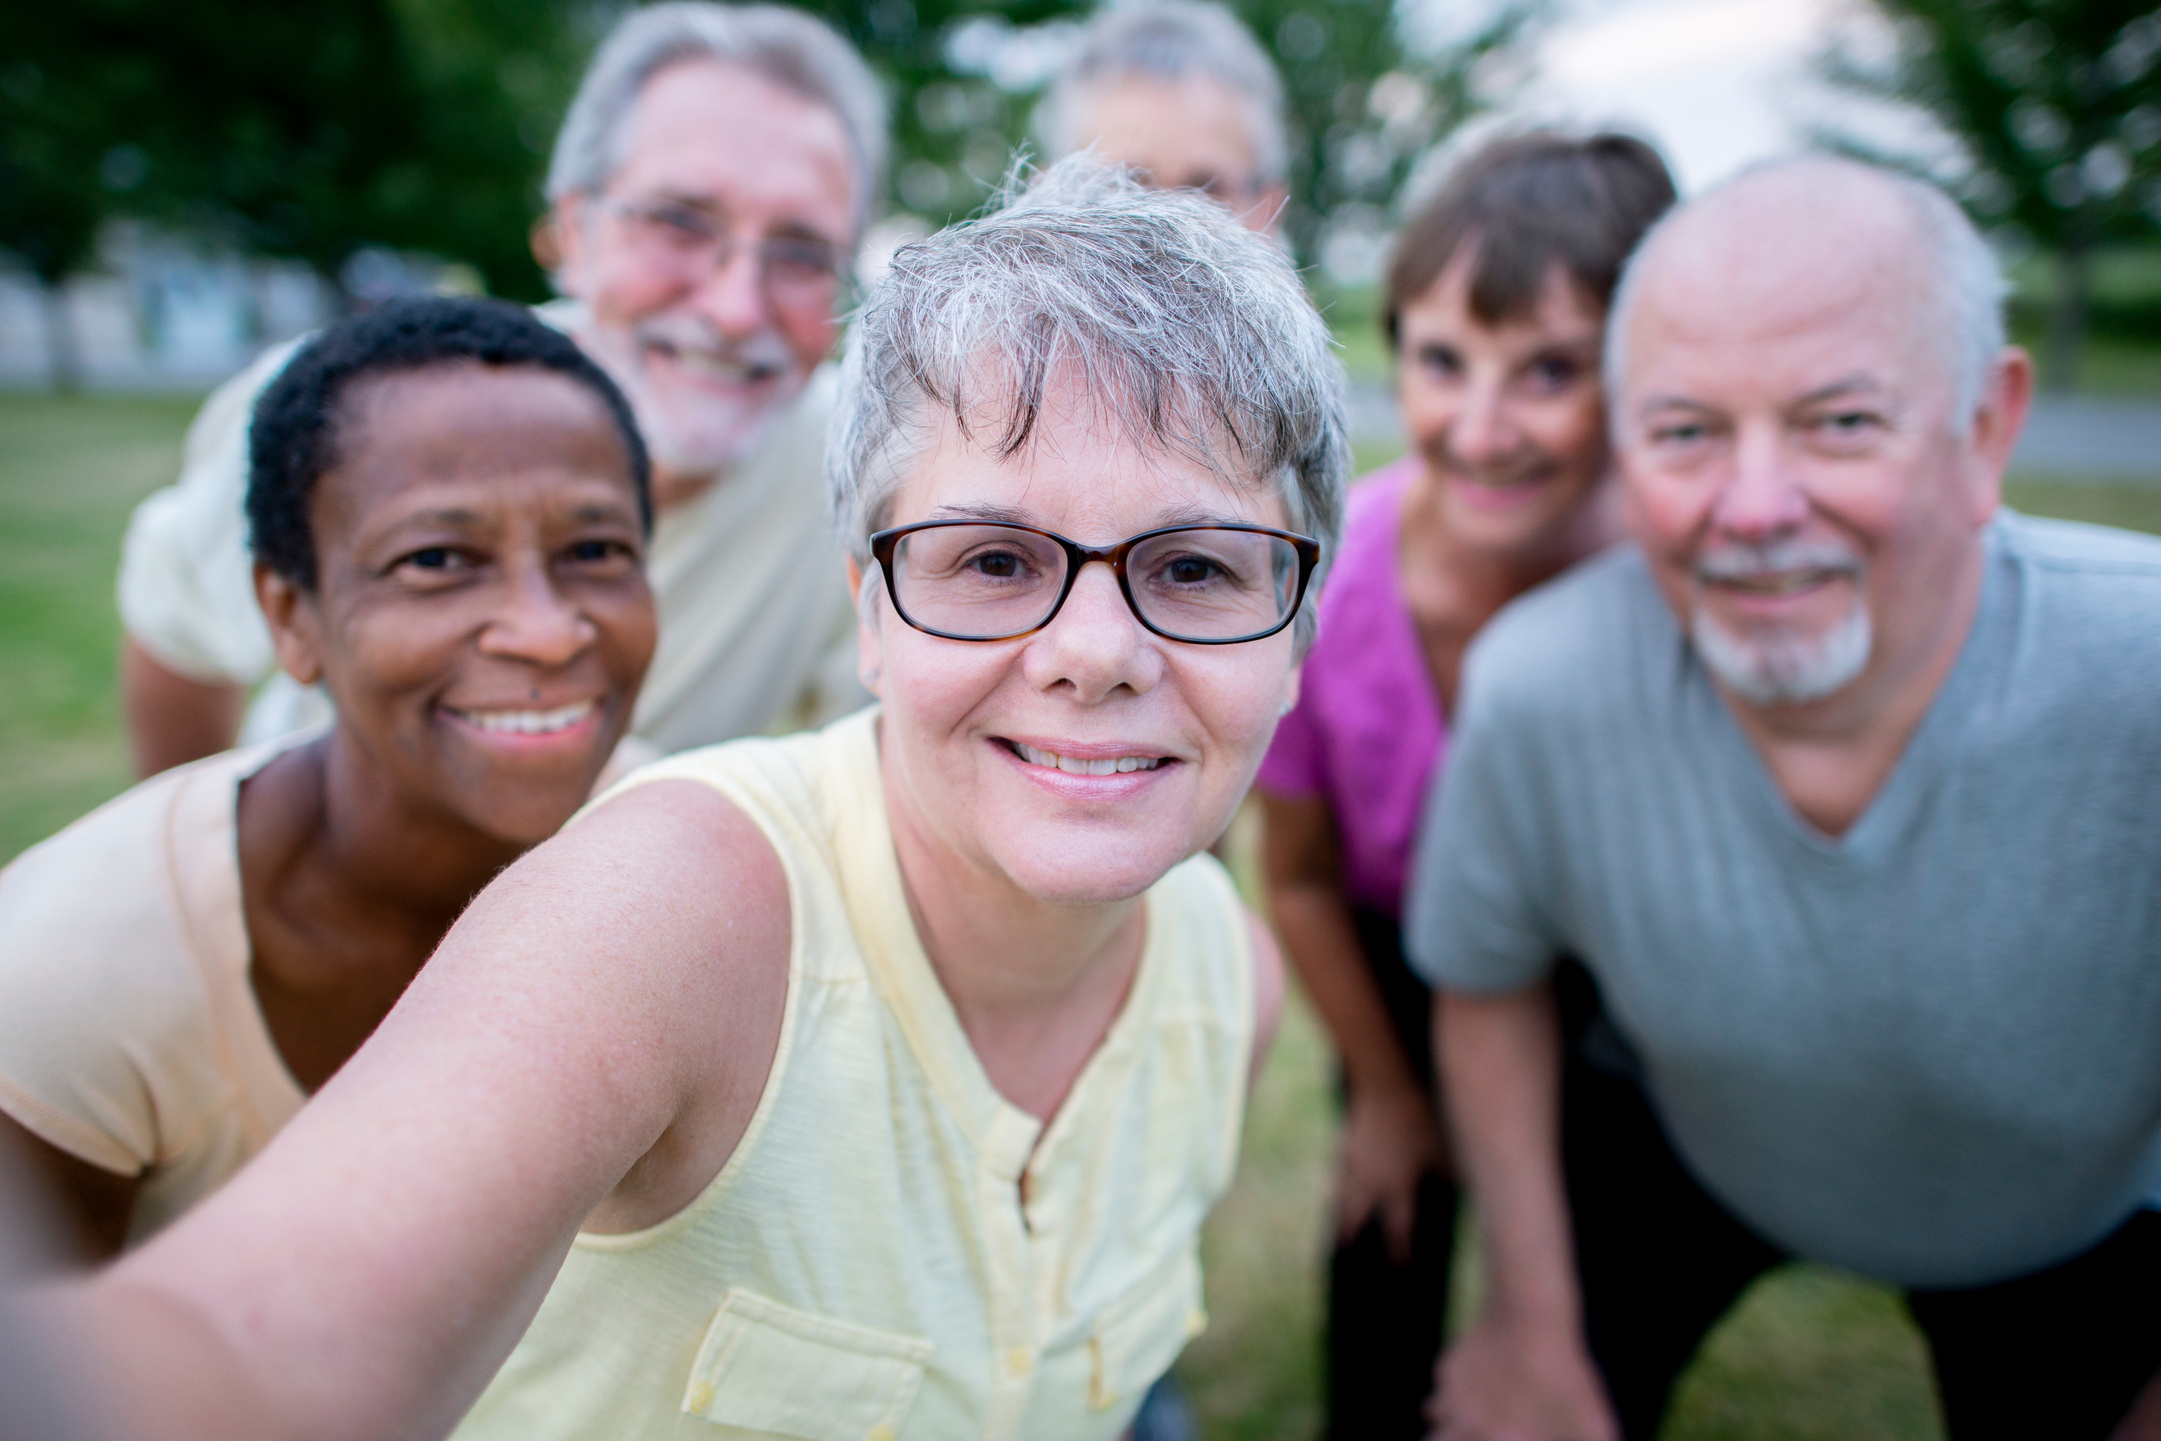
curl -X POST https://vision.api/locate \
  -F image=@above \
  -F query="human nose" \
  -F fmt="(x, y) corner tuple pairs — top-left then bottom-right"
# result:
(1709, 421), (1810, 540)
(478, 556), (597, 667)
(1448, 373), (1520, 467)
(684, 239), (774, 339)
(1022, 561), (1161, 703)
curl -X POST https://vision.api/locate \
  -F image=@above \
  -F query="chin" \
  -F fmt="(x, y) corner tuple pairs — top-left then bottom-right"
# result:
(991, 832), (1197, 907)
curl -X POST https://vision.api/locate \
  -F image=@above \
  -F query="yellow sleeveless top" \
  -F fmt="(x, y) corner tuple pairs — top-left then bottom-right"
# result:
(454, 708), (1255, 1441)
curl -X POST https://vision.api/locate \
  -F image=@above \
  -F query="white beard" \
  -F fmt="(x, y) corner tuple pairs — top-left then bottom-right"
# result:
(586, 313), (806, 478)
(1691, 597), (1872, 705)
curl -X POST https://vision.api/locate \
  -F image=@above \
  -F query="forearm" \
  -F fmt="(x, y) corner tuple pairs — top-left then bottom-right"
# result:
(1270, 882), (1424, 1096)
(122, 638), (244, 777)
(1438, 983), (1579, 1328)
(1258, 793), (1423, 1097)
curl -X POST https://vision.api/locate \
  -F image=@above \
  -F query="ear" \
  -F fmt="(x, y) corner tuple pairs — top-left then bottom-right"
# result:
(846, 556), (884, 697)
(1966, 346), (2033, 525)
(529, 213), (563, 275)
(548, 195), (590, 297)
(1255, 182), (1291, 240)
(1280, 661), (1302, 718)
(254, 563), (325, 687)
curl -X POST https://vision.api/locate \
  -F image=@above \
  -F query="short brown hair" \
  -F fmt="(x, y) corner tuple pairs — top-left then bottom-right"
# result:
(1385, 131), (1677, 348)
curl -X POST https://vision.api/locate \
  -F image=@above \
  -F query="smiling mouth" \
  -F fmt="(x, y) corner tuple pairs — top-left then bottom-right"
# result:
(1705, 569), (1851, 597)
(443, 700), (597, 736)
(1006, 740), (1165, 775)
(642, 340), (781, 386)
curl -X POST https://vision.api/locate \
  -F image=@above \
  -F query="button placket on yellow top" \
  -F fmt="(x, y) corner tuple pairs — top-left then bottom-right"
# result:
(977, 1105), (1042, 1441)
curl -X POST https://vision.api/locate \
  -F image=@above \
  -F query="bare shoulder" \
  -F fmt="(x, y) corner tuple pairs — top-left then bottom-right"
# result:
(413, 776), (793, 1127)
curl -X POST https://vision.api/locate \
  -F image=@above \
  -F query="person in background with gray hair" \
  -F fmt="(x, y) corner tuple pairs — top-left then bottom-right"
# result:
(22, 157), (1348, 1441)
(116, 2), (879, 770)
(1039, 0), (1289, 236)
(1411, 156), (2161, 1441)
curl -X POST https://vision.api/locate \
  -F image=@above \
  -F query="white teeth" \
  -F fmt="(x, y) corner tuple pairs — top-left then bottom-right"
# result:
(1013, 742), (1161, 775)
(458, 700), (595, 736)
(666, 349), (774, 384)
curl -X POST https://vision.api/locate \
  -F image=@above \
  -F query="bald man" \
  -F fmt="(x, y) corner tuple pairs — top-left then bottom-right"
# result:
(1406, 158), (2161, 1441)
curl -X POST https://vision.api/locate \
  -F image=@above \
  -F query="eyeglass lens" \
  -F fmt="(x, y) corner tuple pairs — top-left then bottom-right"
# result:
(612, 199), (843, 305)
(887, 524), (1302, 642)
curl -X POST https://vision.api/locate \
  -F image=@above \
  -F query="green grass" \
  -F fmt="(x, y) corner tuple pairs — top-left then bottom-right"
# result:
(4, 393), (2160, 1438)
(0, 392), (200, 862)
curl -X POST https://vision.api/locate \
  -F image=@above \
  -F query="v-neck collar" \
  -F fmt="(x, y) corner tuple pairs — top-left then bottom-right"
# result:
(824, 712), (1167, 1184)
(1677, 527), (2011, 864)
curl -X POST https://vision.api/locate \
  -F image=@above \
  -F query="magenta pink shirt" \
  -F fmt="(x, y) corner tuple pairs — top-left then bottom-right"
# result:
(1258, 458), (1445, 919)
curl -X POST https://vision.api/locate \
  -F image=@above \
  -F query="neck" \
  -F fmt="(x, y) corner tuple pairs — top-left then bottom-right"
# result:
(1722, 537), (1987, 837)
(270, 731), (528, 949)
(881, 757), (1146, 1124)
(649, 463), (720, 512)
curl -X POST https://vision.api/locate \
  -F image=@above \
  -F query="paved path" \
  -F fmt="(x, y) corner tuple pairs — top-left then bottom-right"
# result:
(1344, 385), (2161, 485)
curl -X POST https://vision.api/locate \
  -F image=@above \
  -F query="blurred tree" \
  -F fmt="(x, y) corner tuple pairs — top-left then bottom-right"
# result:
(0, 0), (584, 325)
(1223, 0), (1541, 269)
(1822, 1), (2161, 389)
(776, 0), (1090, 224)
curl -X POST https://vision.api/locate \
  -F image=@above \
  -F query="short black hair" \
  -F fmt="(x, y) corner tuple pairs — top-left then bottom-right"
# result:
(1386, 131), (1677, 349)
(247, 295), (651, 590)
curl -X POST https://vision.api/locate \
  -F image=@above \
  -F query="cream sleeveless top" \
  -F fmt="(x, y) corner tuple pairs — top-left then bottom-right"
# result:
(453, 708), (1256, 1441)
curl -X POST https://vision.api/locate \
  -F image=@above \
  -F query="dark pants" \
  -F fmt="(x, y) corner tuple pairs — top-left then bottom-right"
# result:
(1322, 910), (1460, 1441)
(1560, 1036), (2161, 1441)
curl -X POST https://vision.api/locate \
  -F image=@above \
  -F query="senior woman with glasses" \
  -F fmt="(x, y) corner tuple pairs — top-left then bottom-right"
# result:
(37, 157), (1346, 1441)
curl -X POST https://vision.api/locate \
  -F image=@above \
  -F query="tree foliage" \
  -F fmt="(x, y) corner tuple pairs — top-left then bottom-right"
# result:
(1821, 1), (2161, 385)
(0, 0), (587, 300)
(2, 0), (1539, 308)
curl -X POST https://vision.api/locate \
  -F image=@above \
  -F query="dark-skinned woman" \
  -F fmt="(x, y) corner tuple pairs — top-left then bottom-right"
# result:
(0, 297), (657, 1255)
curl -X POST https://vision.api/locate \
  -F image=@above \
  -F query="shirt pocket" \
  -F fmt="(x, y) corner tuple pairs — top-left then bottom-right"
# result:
(1085, 1246), (1209, 1415)
(680, 1289), (934, 1440)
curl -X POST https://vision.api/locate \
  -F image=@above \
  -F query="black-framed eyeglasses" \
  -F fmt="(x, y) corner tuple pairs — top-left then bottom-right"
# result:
(868, 520), (1321, 645)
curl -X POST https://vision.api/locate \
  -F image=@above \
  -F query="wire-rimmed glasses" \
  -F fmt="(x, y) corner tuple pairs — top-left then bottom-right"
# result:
(602, 196), (849, 312)
(867, 520), (1320, 645)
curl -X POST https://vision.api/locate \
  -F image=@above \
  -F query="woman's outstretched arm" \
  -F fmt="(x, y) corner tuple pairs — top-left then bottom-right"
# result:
(42, 778), (790, 1441)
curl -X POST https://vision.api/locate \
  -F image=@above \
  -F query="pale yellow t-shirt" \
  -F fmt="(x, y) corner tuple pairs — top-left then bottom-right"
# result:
(453, 709), (1256, 1440)
(115, 306), (865, 752)
(0, 744), (306, 1246)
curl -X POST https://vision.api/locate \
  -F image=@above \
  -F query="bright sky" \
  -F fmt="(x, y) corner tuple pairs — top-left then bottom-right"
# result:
(1437, 0), (1946, 193)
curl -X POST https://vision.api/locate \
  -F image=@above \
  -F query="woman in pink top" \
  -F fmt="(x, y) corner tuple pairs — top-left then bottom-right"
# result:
(1255, 131), (1676, 1438)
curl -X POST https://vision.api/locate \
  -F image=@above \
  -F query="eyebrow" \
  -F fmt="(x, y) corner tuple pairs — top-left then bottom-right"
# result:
(1637, 373), (1892, 415)
(1792, 374), (1891, 407)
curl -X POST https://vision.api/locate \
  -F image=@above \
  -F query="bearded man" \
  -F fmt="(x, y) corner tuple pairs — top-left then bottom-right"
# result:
(1411, 157), (2161, 1441)
(118, 2), (881, 768)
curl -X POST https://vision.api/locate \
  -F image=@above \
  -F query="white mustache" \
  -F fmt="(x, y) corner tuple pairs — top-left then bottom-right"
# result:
(631, 314), (794, 379)
(1694, 538), (1864, 584)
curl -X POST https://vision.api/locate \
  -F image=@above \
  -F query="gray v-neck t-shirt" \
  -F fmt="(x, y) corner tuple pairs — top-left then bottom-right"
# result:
(1406, 512), (2161, 1288)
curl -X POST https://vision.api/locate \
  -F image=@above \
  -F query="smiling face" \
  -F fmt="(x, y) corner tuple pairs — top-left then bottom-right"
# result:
(1613, 166), (2019, 713)
(554, 59), (855, 496)
(259, 364), (656, 846)
(861, 384), (1302, 906)
(1397, 249), (1612, 558)
(1071, 75), (1286, 235)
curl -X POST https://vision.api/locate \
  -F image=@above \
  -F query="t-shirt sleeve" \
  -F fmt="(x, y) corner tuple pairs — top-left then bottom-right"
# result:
(0, 788), (219, 1176)
(1255, 682), (1325, 797)
(1403, 637), (1564, 994)
(115, 344), (296, 685)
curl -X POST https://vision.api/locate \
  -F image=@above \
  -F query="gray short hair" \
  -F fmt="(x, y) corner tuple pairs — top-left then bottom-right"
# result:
(829, 156), (1347, 644)
(1604, 155), (2008, 433)
(1040, 1), (1288, 182)
(547, 3), (888, 237)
